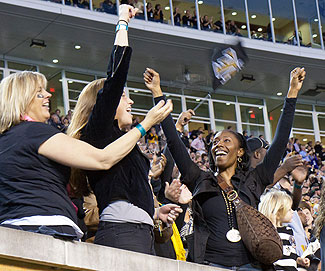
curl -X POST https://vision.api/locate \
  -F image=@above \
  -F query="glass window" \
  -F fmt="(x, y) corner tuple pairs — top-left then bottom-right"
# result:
(223, 0), (248, 37)
(0, 70), (3, 81)
(93, 0), (117, 14)
(129, 90), (154, 110)
(215, 120), (236, 132)
(318, 0), (325, 48)
(186, 97), (209, 118)
(188, 122), (211, 133)
(238, 96), (263, 105)
(247, 0), (272, 41)
(296, 104), (313, 111)
(242, 124), (265, 138)
(316, 105), (325, 113)
(145, 0), (171, 25)
(240, 105), (264, 124)
(197, 0), (222, 32)
(8, 62), (37, 71)
(0, 60), (4, 67)
(65, 72), (95, 82)
(210, 93), (236, 101)
(296, 1), (321, 48)
(127, 81), (147, 89)
(318, 114), (325, 131)
(48, 73), (64, 114)
(165, 94), (182, 114)
(293, 112), (313, 130)
(173, 0), (198, 28)
(213, 102), (236, 121)
(271, 0), (296, 45)
(68, 81), (89, 111)
(183, 88), (209, 98)
(293, 133), (315, 145)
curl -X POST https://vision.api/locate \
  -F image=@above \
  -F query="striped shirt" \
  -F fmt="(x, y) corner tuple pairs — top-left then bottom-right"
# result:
(274, 226), (298, 271)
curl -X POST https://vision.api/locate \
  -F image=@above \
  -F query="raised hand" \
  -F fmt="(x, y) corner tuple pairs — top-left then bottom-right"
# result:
(165, 179), (182, 203)
(151, 154), (167, 179)
(118, 4), (138, 23)
(178, 184), (192, 204)
(282, 155), (303, 173)
(176, 109), (195, 132)
(143, 68), (163, 97)
(291, 161), (309, 185)
(141, 99), (173, 130)
(287, 67), (306, 98)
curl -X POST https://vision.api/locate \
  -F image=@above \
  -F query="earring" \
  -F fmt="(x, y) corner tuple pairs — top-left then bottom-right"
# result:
(237, 157), (242, 163)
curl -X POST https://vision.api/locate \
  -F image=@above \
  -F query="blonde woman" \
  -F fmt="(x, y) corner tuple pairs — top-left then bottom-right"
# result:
(0, 6), (172, 240)
(259, 189), (310, 270)
(68, 4), (181, 255)
(315, 184), (325, 270)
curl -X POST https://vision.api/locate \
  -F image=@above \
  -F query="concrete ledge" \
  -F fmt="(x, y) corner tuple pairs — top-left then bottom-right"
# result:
(0, 227), (225, 271)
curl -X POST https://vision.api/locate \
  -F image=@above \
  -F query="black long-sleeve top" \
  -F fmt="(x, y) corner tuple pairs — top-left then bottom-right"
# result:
(80, 46), (154, 218)
(154, 95), (297, 265)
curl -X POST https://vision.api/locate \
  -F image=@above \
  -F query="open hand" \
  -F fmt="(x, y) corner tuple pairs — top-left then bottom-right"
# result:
(178, 184), (192, 204)
(151, 154), (167, 179)
(142, 99), (173, 129)
(165, 179), (182, 203)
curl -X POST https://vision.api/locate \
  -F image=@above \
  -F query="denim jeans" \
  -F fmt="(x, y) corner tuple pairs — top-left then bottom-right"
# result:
(209, 262), (262, 270)
(94, 221), (155, 255)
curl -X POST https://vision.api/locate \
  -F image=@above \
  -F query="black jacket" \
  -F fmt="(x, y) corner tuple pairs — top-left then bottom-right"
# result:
(81, 46), (154, 218)
(155, 95), (297, 266)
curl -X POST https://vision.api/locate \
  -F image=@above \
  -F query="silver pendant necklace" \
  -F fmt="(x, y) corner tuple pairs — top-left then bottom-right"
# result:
(221, 190), (241, 243)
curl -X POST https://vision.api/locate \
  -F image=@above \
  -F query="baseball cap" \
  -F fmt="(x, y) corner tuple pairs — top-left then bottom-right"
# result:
(247, 137), (269, 152)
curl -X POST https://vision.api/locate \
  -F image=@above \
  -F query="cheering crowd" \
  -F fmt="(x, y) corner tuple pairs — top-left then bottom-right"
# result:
(0, 5), (324, 271)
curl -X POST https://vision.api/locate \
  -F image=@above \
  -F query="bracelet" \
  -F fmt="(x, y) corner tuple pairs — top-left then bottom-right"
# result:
(118, 19), (129, 25)
(136, 124), (146, 137)
(294, 182), (303, 189)
(115, 24), (128, 32)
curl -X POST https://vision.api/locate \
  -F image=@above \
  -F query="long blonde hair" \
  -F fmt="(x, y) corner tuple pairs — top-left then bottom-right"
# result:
(258, 189), (293, 227)
(0, 71), (47, 133)
(315, 184), (325, 238)
(67, 78), (106, 197)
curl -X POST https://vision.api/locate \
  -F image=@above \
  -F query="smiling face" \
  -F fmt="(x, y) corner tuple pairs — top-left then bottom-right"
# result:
(211, 130), (244, 170)
(115, 92), (134, 130)
(25, 86), (52, 123)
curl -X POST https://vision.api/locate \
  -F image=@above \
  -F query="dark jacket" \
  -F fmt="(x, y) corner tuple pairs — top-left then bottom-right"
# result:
(81, 46), (154, 218)
(155, 95), (297, 266)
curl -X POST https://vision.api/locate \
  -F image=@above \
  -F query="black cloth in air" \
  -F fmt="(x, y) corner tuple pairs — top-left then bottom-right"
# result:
(154, 95), (297, 266)
(0, 121), (76, 224)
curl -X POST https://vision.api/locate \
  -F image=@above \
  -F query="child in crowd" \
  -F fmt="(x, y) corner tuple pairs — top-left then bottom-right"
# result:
(258, 189), (310, 270)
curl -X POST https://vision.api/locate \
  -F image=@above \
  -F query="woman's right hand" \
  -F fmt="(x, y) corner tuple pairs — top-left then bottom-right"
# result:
(287, 67), (306, 98)
(141, 99), (173, 129)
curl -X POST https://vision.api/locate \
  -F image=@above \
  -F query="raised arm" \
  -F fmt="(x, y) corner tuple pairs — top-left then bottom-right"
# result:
(257, 67), (306, 186)
(84, 5), (137, 138)
(39, 99), (173, 170)
(144, 68), (201, 191)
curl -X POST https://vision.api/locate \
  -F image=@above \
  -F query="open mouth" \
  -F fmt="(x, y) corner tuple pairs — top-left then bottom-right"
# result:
(42, 102), (50, 110)
(126, 107), (132, 115)
(215, 150), (228, 157)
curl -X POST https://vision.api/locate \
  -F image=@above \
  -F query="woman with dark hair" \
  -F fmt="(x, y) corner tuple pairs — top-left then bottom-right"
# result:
(143, 67), (306, 269)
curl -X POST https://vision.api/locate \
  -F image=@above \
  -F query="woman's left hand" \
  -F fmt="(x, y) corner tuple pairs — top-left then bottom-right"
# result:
(158, 204), (183, 225)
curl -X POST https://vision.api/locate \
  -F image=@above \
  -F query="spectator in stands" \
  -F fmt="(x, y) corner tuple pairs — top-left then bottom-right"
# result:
(181, 130), (190, 149)
(190, 131), (206, 154)
(294, 138), (301, 153)
(0, 65), (161, 240)
(67, 5), (180, 255)
(144, 67), (306, 269)
(259, 189), (310, 270)
(182, 10), (192, 28)
(133, 0), (144, 19)
(147, 2), (154, 21)
(153, 4), (163, 23)
(147, 127), (159, 145)
(315, 183), (325, 271)
(173, 7), (181, 26)
(48, 112), (64, 131)
(101, 0), (117, 14)
(200, 15), (212, 31)
(191, 10), (198, 29)
(80, 0), (90, 9)
(213, 17), (223, 33)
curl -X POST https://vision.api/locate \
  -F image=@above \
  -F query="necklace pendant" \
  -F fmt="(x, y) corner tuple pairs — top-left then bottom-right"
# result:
(226, 228), (241, 242)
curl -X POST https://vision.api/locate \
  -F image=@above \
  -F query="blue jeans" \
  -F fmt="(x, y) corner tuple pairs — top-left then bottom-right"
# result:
(209, 262), (262, 270)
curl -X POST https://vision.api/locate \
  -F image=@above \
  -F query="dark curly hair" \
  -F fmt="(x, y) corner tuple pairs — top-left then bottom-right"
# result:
(208, 129), (251, 173)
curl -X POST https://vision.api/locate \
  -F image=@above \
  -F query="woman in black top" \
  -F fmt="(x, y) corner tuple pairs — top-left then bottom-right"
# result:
(68, 5), (181, 255)
(143, 67), (306, 269)
(173, 7), (181, 26)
